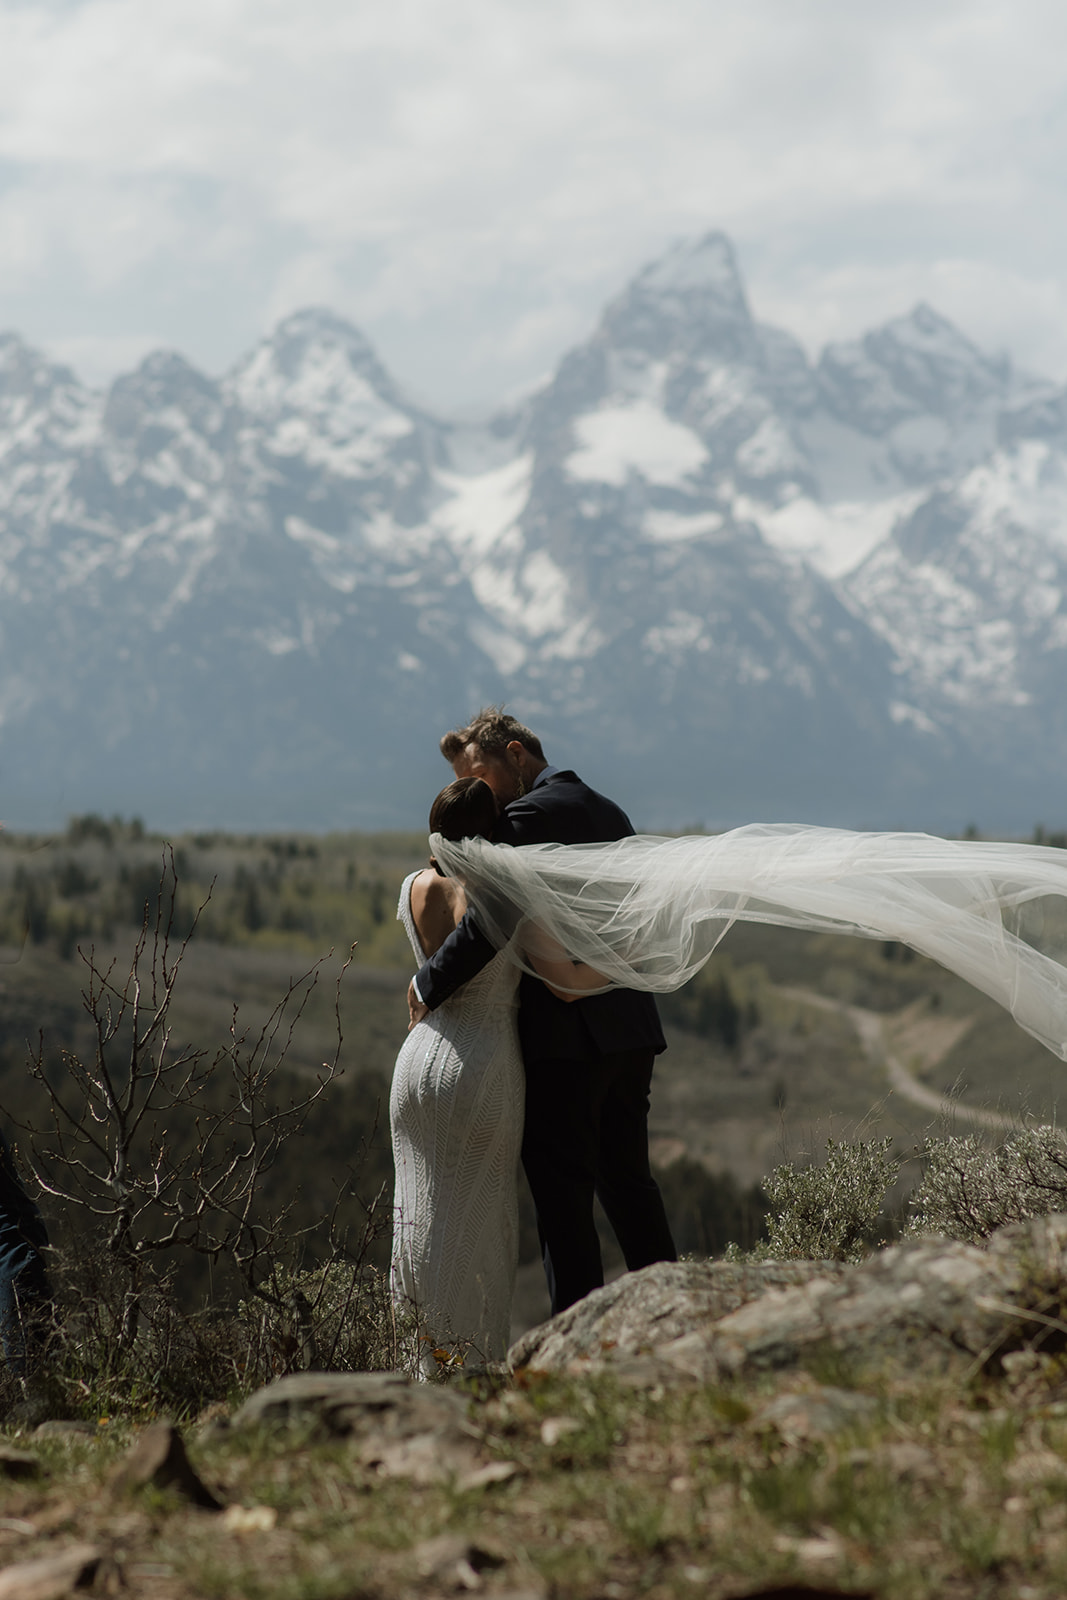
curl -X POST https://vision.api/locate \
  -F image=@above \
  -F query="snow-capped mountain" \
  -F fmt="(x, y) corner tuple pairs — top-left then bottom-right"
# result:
(427, 235), (926, 824)
(846, 413), (1067, 779)
(0, 233), (1064, 833)
(0, 316), (490, 826)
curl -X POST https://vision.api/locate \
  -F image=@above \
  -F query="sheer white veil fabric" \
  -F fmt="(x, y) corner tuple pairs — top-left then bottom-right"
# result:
(429, 824), (1067, 1060)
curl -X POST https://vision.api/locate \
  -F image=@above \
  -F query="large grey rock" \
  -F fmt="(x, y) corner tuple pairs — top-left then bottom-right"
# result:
(232, 1370), (468, 1440)
(508, 1258), (846, 1376)
(510, 1215), (1067, 1381)
(232, 1371), (516, 1490)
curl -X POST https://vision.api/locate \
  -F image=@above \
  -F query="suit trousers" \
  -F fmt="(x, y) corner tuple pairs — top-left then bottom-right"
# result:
(520, 1046), (677, 1316)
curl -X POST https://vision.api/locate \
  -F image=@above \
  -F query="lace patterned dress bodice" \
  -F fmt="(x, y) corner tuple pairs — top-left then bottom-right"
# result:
(389, 873), (524, 1370)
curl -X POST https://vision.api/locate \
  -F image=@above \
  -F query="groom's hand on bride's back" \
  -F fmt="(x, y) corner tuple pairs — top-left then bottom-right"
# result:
(407, 980), (430, 1030)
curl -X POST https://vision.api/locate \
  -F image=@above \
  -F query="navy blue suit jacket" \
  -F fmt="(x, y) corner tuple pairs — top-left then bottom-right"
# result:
(414, 768), (666, 1061)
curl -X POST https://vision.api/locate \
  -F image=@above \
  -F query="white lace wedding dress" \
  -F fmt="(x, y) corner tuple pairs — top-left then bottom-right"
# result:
(390, 872), (524, 1371)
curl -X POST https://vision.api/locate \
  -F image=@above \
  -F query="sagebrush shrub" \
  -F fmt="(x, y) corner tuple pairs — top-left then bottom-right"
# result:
(752, 1123), (1067, 1270)
(906, 1126), (1067, 1244)
(763, 1136), (899, 1263)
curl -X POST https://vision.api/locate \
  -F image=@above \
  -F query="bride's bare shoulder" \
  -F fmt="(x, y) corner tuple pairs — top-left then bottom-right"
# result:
(409, 867), (466, 956)
(409, 866), (443, 913)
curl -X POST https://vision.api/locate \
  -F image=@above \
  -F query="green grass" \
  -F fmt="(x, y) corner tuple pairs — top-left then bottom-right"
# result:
(3, 1361), (1063, 1599)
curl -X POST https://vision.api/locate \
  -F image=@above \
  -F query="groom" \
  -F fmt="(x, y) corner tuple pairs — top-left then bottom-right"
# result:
(407, 708), (676, 1315)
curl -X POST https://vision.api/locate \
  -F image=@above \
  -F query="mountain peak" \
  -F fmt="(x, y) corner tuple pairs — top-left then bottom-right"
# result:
(269, 307), (378, 359)
(0, 331), (82, 399)
(103, 349), (223, 441)
(234, 307), (391, 388)
(818, 301), (1011, 437)
(636, 231), (745, 301)
(597, 231), (754, 363)
(875, 302), (1001, 370)
(226, 307), (409, 425)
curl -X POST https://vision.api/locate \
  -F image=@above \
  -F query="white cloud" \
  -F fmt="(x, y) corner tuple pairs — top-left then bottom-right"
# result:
(0, 0), (1066, 402)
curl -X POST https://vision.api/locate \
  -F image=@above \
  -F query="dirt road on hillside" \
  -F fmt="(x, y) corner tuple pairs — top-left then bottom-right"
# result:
(776, 986), (1016, 1131)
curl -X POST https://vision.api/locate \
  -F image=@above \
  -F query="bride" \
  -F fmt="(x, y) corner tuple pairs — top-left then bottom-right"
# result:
(390, 776), (522, 1372)
(390, 776), (608, 1370)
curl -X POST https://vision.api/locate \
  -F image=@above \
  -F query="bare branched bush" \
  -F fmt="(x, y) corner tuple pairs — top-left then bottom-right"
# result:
(906, 1126), (1067, 1244)
(238, 1260), (421, 1381)
(9, 850), (397, 1414)
(762, 1136), (899, 1263)
(41, 1246), (251, 1416)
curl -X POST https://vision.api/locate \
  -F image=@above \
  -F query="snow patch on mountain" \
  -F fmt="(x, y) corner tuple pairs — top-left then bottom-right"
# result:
(466, 617), (527, 675)
(426, 450), (576, 656)
(642, 508), (726, 543)
(457, 543), (579, 662)
(644, 610), (709, 658)
(285, 517), (341, 556)
(426, 453), (581, 665)
(265, 405), (413, 478)
(890, 701), (939, 734)
(754, 489), (925, 578)
(434, 454), (533, 562)
(566, 403), (708, 487)
(513, 549), (572, 637)
(956, 440), (1067, 551)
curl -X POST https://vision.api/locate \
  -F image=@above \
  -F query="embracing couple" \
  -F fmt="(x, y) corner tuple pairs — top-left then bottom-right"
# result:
(389, 709), (1067, 1369)
(390, 707), (677, 1370)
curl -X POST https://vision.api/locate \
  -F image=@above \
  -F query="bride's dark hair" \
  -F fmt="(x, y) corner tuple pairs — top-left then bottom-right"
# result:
(429, 777), (497, 857)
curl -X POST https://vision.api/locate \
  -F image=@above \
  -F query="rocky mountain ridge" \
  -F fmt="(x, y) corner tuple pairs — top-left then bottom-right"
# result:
(1, 233), (1065, 832)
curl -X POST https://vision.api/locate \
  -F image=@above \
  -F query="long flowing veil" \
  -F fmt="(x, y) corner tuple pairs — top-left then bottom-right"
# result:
(429, 825), (1067, 1060)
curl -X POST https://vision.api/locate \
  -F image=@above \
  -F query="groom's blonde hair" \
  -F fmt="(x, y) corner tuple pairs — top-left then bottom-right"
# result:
(440, 706), (545, 763)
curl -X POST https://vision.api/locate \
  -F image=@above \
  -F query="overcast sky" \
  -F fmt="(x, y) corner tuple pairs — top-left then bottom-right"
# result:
(2, 0), (1067, 410)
